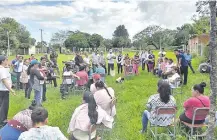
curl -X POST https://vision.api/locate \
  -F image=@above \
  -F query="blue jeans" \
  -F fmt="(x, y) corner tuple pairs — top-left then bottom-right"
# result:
(34, 85), (43, 105)
(142, 110), (150, 132)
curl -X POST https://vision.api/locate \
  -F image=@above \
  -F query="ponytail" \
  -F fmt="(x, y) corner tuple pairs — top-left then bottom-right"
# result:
(27, 64), (34, 75)
(95, 81), (112, 99)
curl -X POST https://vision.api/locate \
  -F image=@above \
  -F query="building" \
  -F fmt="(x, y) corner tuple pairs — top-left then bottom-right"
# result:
(188, 34), (209, 56)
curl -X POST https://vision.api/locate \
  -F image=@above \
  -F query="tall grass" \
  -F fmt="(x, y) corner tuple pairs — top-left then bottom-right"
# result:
(7, 51), (211, 139)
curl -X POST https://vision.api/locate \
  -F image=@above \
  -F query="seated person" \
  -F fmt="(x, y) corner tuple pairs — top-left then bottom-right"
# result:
(67, 92), (113, 140)
(162, 59), (175, 79)
(94, 81), (116, 117)
(90, 74), (101, 93)
(18, 107), (67, 140)
(0, 100), (38, 140)
(179, 82), (210, 124)
(95, 63), (106, 83)
(75, 66), (88, 86)
(153, 58), (163, 76)
(63, 65), (80, 85)
(163, 66), (180, 86)
(141, 82), (176, 133)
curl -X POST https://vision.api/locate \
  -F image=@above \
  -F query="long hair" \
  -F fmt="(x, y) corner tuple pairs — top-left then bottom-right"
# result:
(95, 81), (112, 99)
(88, 93), (98, 124)
(193, 82), (206, 94)
(158, 82), (171, 104)
(27, 64), (34, 75)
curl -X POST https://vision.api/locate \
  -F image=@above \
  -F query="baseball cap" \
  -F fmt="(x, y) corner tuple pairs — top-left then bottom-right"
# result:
(0, 55), (6, 61)
(93, 74), (101, 80)
(31, 59), (40, 65)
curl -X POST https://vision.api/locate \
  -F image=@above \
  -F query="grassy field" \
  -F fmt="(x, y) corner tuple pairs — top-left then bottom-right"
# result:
(7, 51), (211, 140)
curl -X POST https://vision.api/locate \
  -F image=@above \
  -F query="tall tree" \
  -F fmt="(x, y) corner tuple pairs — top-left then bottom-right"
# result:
(89, 34), (103, 49)
(113, 25), (129, 38)
(207, 1), (217, 139)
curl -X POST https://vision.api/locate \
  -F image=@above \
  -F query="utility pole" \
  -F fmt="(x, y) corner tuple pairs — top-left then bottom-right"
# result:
(39, 29), (43, 53)
(7, 30), (11, 56)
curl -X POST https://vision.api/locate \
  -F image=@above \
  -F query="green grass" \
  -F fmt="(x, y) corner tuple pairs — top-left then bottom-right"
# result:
(7, 51), (211, 139)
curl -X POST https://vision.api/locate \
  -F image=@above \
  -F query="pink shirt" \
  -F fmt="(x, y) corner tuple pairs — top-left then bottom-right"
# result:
(94, 87), (116, 117)
(184, 96), (210, 120)
(76, 70), (88, 86)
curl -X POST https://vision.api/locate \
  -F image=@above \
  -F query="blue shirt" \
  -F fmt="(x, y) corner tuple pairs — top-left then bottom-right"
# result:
(95, 66), (105, 75)
(184, 53), (192, 61)
(177, 54), (188, 67)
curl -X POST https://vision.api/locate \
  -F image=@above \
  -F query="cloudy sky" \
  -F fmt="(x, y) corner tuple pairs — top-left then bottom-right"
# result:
(0, 0), (197, 42)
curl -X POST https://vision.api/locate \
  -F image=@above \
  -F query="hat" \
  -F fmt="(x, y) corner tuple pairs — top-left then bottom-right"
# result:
(0, 55), (6, 61)
(93, 74), (101, 80)
(31, 59), (40, 65)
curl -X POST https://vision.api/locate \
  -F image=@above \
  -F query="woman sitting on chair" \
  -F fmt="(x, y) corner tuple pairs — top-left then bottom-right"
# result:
(179, 82), (210, 124)
(141, 81), (176, 133)
(68, 91), (113, 140)
(90, 74), (101, 93)
(94, 81), (116, 117)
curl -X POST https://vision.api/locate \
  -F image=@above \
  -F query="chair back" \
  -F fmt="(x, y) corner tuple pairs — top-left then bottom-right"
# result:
(110, 97), (117, 116)
(89, 124), (97, 140)
(156, 106), (177, 115)
(174, 77), (181, 88)
(192, 107), (209, 125)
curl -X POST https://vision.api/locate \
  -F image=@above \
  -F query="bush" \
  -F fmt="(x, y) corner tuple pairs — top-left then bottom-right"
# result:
(192, 53), (197, 58)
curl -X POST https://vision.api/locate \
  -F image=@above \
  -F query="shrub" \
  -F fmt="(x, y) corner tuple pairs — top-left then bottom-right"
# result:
(192, 53), (197, 58)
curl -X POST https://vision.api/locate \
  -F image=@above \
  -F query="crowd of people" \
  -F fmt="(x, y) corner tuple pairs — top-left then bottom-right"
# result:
(0, 47), (212, 140)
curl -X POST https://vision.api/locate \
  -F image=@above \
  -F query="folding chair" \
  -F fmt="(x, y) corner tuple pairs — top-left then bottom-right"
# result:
(181, 107), (209, 139)
(96, 98), (117, 140)
(72, 77), (86, 95)
(149, 106), (177, 139)
(89, 124), (97, 140)
(170, 77), (183, 95)
(62, 75), (74, 93)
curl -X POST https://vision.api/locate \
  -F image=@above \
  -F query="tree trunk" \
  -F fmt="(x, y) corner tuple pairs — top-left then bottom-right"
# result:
(207, 1), (217, 140)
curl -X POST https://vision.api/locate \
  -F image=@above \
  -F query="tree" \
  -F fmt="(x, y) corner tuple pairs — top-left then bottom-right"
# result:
(64, 32), (90, 49)
(103, 39), (113, 49)
(89, 34), (103, 49)
(50, 30), (74, 45)
(206, 1), (217, 139)
(113, 25), (129, 38)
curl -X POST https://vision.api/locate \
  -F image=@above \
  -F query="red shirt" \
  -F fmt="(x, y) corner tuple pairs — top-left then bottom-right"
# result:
(76, 70), (88, 86)
(184, 96), (210, 120)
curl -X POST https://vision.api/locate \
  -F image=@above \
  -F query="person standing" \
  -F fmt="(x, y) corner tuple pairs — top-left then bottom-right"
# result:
(140, 50), (148, 71)
(184, 50), (195, 74)
(174, 49), (188, 85)
(116, 51), (124, 74)
(132, 52), (140, 75)
(28, 60), (46, 105)
(147, 51), (155, 73)
(0, 55), (15, 127)
(14, 56), (24, 90)
(50, 51), (59, 75)
(158, 48), (166, 58)
(107, 49), (115, 75)
(98, 51), (106, 74)
(83, 53), (90, 65)
(91, 51), (99, 73)
(20, 59), (30, 98)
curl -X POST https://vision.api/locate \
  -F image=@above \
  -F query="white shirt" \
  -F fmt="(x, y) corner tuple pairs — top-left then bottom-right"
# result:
(83, 57), (90, 65)
(0, 66), (12, 91)
(63, 71), (73, 85)
(158, 51), (166, 57)
(15, 61), (24, 72)
(23, 65), (28, 71)
(107, 53), (115, 64)
(92, 54), (98, 65)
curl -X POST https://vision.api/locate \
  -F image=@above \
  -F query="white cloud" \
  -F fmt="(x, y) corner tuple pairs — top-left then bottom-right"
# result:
(0, 0), (197, 41)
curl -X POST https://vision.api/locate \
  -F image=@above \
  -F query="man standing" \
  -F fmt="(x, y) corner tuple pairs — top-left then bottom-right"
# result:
(107, 49), (115, 75)
(174, 49), (188, 85)
(116, 51), (124, 74)
(91, 51), (99, 72)
(14, 56), (24, 90)
(98, 51), (106, 73)
(50, 51), (59, 75)
(184, 50), (195, 74)
(74, 51), (84, 67)
(0, 55), (15, 127)
(158, 48), (166, 58)
(140, 50), (148, 71)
